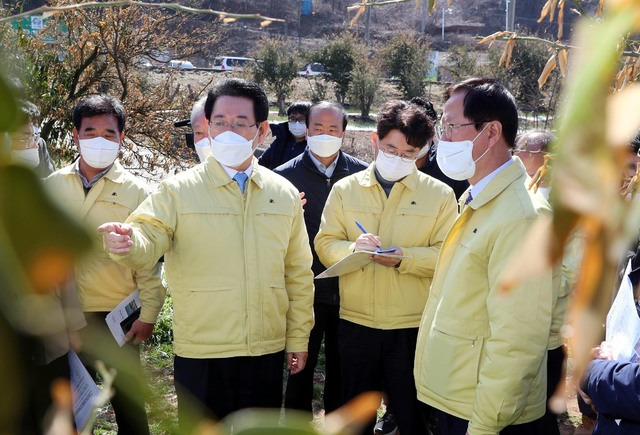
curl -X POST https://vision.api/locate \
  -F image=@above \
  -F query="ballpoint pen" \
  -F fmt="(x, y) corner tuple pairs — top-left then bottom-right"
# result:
(355, 221), (396, 253)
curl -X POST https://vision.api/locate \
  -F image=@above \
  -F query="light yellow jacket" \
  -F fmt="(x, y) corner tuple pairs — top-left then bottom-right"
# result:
(314, 164), (458, 329)
(44, 161), (166, 323)
(414, 159), (553, 435)
(109, 157), (315, 358)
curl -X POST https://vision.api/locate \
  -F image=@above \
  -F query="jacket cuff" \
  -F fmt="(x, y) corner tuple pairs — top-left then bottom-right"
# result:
(467, 420), (500, 435)
(396, 247), (415, 274)
(139, 307), (160, 324)
(286, 337), (309, 353)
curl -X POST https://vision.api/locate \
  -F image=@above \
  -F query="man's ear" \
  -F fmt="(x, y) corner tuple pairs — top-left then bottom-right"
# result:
(257, 120), (270, 144)
(72, 128), (79, 147)
(371, 132), (378, 149)
(119, 131), (125, 146)
(487, 121), (503, 148)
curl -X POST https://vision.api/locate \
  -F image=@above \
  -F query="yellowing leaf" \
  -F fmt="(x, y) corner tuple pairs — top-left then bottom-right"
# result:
(558, 48), (568, 78)
(606, 83), (640, 146)
(346, 5), (362, 12)
(477, 31), (509, 45)
(539, 54), (557, 88)
(260, 20), (272, 27)
(350, 6), (366, 27)
(223, 17), (237, 24)
(498, 38), (516, 68)
(549, 0), (559, 22)
(558, 0), (565, 39)
(538, 0), (552, 23)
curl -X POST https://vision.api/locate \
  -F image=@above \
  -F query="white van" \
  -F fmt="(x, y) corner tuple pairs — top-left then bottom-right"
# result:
(170, 60), (195, 69)
(212, 56), (255, 72)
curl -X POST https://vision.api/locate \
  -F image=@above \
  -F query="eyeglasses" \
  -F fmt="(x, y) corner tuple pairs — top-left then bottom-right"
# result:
(288, 116), (305, 123)
(513, 149), (550, 156)
(210, 120), (259, 133)
(436, 119), (487, 139)
(380, 147), (417, 163)
(11, 133), (38, 149)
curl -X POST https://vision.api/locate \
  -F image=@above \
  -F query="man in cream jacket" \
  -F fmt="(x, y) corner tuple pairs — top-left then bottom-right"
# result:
(100, 79), (314, 429)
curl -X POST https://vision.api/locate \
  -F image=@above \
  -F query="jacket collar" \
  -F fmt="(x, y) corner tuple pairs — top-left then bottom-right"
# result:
(359, 162), (419, 191)
(205, 156), (264, 190)
(62, 158), (129, 185)
(469, 157), (526, 210)
(301, 149), (350, 178)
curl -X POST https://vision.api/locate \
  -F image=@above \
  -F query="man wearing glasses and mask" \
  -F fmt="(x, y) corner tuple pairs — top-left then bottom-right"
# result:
(315, 100), (457, 434)
(99, 78), (314, 431)
(10, 100), (55, 177)
(414, 78), (554, 435)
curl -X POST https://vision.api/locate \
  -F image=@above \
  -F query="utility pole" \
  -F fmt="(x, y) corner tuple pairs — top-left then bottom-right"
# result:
(420, 0), (427, 34)
(505, 0), (516, 31)
(365, 2), (372, 46)
(509, 0), (516, 31)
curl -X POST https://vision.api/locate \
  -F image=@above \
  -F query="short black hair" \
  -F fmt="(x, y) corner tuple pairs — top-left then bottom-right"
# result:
(631, 130), (640, 155)
(73, 94), (126, 133)
(445, 78), (518, 148)
(204, 78), (269, 123)
(376, 100), (434, 149)
(409, 97), (437, 122)
(306, 101), (348, 131)
(287, 101), (312, 118)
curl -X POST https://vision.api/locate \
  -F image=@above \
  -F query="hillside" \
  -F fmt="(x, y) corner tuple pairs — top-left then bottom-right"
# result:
(203, 0), (586, 57)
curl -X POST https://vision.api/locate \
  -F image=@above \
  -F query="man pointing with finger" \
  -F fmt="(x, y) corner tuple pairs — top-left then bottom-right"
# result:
(44, 94), (166, 434)
(100, 79), (314, 429)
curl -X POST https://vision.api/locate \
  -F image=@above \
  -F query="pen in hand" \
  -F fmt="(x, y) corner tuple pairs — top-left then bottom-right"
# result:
(355, 221), (395, 253)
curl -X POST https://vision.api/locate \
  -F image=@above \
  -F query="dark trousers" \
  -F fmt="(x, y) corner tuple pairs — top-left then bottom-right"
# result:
(21, 353), (71, 435)
(285, 303), (342, 414)
(424, 404), (545, 435)
(339, 320), (425, 435)
(174, 350), (285, 431)
(542, 345), (566, 435)
(80, 312), (149, 435)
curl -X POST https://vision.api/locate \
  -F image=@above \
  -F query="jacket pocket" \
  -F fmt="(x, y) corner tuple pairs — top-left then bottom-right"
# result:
(383, 206), (438, 248)
(261, 278), (288, 342)
(181, 283), (243, 347)
(418, 326), (484, 405)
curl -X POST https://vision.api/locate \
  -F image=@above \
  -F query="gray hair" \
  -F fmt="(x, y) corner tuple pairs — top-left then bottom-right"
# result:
(515, 130), (555, 152)
(190, 96), (207, 128)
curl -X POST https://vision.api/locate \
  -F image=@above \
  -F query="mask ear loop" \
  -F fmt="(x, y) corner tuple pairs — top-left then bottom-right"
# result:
(471, 123), (492, 164)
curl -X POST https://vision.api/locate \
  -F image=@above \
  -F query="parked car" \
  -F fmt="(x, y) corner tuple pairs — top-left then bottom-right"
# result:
(170, 60), (195, 70)
(212, 56), (255, 72)
(298, 62), (328, 76)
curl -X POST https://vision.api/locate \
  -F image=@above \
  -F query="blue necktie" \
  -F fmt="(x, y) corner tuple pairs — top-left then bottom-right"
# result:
(233, 172), (249, 194)
(464, 191), (473, 206)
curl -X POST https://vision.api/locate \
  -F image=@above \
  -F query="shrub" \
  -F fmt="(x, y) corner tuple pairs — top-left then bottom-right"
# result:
(378, 32), (430, 99)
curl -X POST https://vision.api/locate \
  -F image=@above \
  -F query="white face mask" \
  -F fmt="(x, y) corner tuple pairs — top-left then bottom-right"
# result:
(416, 141), (433, 159)
(307, 134), (343, 158)
(375, 151), (415, 182)
(436, 124), (490, 181)
(210, 130), (258, 168)
(194, 137), (212, 163)
(12, 148), (40, 168)
(288, 121), (306, 138)
(79, 137), (120, 169)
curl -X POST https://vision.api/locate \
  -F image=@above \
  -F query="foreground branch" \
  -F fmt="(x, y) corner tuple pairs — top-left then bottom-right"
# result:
(0, 1), (284, 24)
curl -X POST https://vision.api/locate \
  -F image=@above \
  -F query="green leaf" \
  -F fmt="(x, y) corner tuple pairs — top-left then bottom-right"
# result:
(0, 75), (19, 132)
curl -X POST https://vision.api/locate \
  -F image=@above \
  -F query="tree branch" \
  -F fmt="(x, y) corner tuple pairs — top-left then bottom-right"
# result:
(476, 34), (640, 58)
(0, 1), (285, 24)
